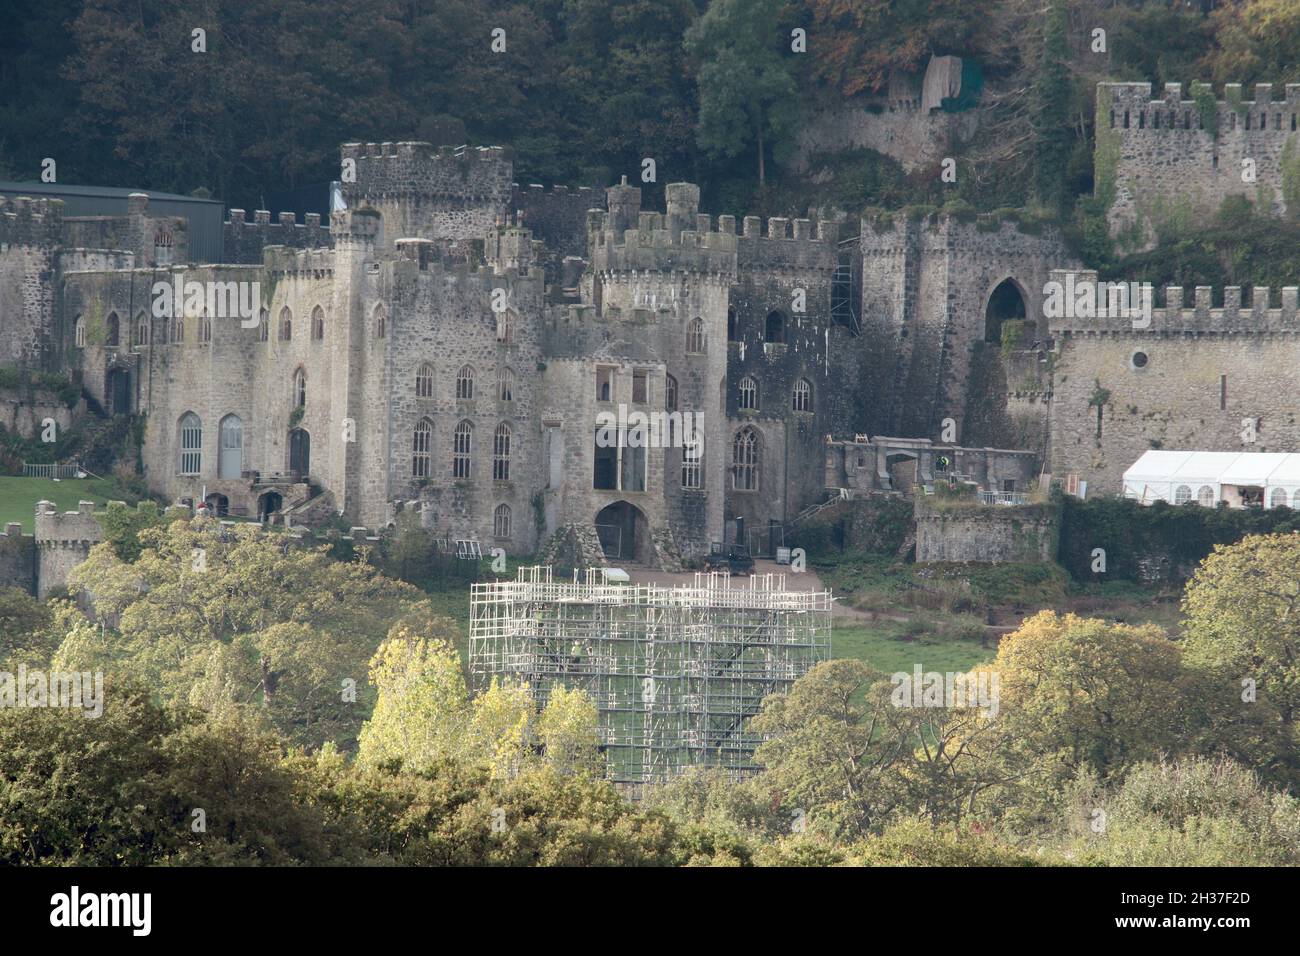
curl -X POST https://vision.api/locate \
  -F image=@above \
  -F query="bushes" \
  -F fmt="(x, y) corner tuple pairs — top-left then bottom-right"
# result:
(1058, 496), (1300, 583)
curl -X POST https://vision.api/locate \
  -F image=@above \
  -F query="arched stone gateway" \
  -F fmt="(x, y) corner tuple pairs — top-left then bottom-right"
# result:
(985, 277), (1028, 344)
(594, 500), (650, 564)
(257, 491), (283, 524)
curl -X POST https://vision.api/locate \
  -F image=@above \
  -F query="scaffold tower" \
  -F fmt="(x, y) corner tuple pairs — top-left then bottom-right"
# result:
(469, 565), (833, 784)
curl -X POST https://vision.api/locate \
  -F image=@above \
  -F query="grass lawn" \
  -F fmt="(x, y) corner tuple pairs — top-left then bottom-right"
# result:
(0, 476), (120, 532)
(833, 621), (996, 675)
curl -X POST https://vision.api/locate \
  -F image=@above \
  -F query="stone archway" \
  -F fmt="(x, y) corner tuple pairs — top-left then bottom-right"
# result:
(985, 277), (1028, 345)
(258, 491), (283, 523)
(595, 500), (650, 564)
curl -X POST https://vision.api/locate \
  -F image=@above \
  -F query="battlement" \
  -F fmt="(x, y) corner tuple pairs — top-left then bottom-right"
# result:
(1101, 81), (1300, 133)
(0, 195), (64, 247)
(33, 499), (104, 547)
(860, 206), (1056, 242)
(1046, 269), (1300, 334)
(261, 244), (335, 276)
(339, 142), (513, 203)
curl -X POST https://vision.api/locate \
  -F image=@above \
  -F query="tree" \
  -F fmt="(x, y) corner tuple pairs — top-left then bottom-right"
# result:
(684, 0), (799, 188)
(1183, 533), (1300, 743)
(536, 684), (601, 776)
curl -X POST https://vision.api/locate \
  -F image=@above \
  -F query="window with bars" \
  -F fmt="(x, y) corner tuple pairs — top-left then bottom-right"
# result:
(732, 428), (759, 491)
(456, 366), (474, 400)
(493, 423), (511, 480)
(493, 503), (512, 538)
(738, 376), (759, 411)
(792, 378), (812, 412)
(453, 421), (472, 479)
(415, 363), (434, 398)
(498, 366), (515, 402)
(686, 317), (706, 353)
(412, 419), (433, 478)
(682, 434), (703, 490)
(178, 413), (202, 475)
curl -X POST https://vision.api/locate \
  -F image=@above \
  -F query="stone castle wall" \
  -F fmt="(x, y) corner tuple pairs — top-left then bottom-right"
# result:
(0, 196), (62, 369)
(914, 498), (1059, 564)
(1048, 270), (1300, 493)
(1101, 82), (1300, 250)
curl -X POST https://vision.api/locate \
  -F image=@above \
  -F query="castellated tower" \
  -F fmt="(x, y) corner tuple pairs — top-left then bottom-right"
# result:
(0, 196), (64, 370)
(328, 206), (383, 523)
(541, 180), (734, 564)
(338, 142), (513, 257)
(1099, 81), (1300, 251)
(858, 209), (1074, 442)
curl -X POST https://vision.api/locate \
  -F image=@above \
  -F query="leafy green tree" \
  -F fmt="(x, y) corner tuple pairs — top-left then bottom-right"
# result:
(685, 0), (799, 188)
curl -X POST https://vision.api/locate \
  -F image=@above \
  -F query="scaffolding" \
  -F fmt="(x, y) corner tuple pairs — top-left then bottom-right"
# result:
(469, 565), (833, 785)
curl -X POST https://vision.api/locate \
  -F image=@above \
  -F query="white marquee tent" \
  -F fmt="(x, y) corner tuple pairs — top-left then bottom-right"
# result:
(1123, 450), (1300, 508)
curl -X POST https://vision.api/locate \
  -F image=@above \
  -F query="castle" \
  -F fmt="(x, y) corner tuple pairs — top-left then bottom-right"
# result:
(3, 81), (1297, 572)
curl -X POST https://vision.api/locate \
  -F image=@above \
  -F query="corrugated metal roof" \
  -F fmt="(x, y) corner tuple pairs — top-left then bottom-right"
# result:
(0, 181), (225, 264)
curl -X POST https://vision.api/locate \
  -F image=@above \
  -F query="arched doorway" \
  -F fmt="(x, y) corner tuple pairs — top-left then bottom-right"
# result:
(885, 452), (919, 493)
(258, 491), (283, 523)
(218, 414), (243, 479)
(204, 493), (229, 517)
(985, 278), (1027, 344)
(595, 501), (650, 564)
(106, 368), (130, 415)
(288, 428), (310, 478)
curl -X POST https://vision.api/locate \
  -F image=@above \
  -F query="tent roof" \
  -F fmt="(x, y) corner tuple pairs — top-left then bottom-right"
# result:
(1169, 452), (1243, 485)
(1219, 453), (1290, 485)
(1122, 450), (1194, 484)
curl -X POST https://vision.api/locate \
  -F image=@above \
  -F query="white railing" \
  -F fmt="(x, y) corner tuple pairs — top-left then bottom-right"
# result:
(22, 462), (80, 479)
(978, 491), (1029, 506)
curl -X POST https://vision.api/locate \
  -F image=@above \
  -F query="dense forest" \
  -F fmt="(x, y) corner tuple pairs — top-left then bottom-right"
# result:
(2, 0), (1296, 224)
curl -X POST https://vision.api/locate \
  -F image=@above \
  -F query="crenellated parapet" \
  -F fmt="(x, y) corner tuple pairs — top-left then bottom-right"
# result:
(0, 195), (64, 248)
(339, 141), (513, 205)
(1046, 268), (1300, 335)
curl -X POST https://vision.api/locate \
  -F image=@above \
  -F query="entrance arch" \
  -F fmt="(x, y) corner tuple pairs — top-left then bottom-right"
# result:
(106, 368), (130, 415)
(258, 491), (283, 523)
(204, 493), (229, 517)
(288, 427), (310, 478)
(985, 278), (1028, 344)
(595, 501), (650, 564)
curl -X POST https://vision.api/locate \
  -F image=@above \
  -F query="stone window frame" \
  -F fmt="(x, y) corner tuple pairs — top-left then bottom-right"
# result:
(258, 308), (269, 343)
(493, 422), (511, 481)
(632, 368), (650, 405)
(279, 306), (293, 342)
(373, 303), (387, 339)
(453, 420), (473, 480)
(293, 367), (307, 408)
(74, 315), (85, 348)
(732, 427), (759, 492)
(686, 317), (706, 354)
(493, 503), (512, 539)
(498, 366), (515, 403)
(412, 418), (433, 478)
(133, 311), (150, 348)
(596, 365), (615, 402)
(178, 412), (203, 476)
(497, 309), (516, 345)
(311, 305), (325, 341)
(199, 312), (212, 345)
(415, 362), (435, 399)
(456, 365), (475, 401)
(106, 312), (120, 348)
(171, 313), (184, 344)
(681, 432), (703, 490)
(738, 375), (759, 411)
(792, 378), (812, 413)
(665, 374), (678, 412)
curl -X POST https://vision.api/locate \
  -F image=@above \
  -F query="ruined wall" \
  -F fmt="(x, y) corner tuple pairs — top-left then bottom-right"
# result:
(1101, 82), (1300, 250)
(0, 386), (80, 438)
(914, 498), (1059, 563)
(1049, 272), (1300, 493)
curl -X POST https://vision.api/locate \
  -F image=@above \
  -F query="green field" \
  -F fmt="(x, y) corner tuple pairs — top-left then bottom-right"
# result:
(832, 621), (995, 675)
(0, 476), (119, 532)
